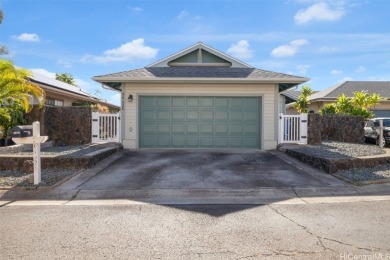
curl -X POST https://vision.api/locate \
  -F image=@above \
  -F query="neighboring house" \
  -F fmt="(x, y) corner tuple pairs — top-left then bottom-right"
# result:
(93, 42), (308, 150)
(287, 81), (390, 116)
(30, 71), (120, 112)
(280, 89), (301, 113)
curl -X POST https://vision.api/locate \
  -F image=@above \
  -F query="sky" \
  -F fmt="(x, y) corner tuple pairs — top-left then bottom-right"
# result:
(1, 0), (390, 106)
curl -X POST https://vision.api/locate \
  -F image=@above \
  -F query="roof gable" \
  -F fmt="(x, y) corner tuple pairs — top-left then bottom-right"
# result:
(147, 42), (251, 68)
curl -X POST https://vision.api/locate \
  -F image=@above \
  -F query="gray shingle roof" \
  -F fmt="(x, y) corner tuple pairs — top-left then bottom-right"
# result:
(94, 67), (305, 80)
(310, 81), (390, 100)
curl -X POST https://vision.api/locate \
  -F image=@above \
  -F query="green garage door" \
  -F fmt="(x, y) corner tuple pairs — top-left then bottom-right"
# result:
(139, 96), (261, 148)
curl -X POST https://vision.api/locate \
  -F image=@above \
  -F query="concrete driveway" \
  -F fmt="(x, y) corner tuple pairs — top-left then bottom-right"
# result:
(77, 150), (345, 190)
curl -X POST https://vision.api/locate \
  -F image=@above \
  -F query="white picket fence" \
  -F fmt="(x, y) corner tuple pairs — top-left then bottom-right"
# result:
(91, 112), (121, 143)
(278, 113), (308, 144)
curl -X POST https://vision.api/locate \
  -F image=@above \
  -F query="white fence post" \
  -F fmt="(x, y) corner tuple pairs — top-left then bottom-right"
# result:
(278, 113), (284, 144)
(32, 122), (41, 185)
(300, 113), (308, 145)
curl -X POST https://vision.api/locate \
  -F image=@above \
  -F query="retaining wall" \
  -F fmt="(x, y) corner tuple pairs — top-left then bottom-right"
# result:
(307, 114), (365, 145)
(26, 106), (92, 146)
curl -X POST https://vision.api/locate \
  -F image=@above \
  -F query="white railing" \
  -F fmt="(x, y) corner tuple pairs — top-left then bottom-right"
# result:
(278, 113), (308, 144)
(92, 112), (121, 143)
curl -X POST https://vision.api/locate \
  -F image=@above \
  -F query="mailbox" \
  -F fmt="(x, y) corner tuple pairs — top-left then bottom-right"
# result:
(11, 125), (33, 138)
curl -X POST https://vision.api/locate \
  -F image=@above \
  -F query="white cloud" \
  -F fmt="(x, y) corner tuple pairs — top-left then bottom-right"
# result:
(30, 68), (55, 79)
(12, 33), (40, 42)
(355, 66), (366, 73)
(81, 38), (158, 63)
(57, 59), (72, 68)
(294, 2), (344, 25)
(177, 10), (189, 20)
(131, 7), (143, 12)
(297, 64), (309, 75)
(338, 77), (354, 83)
(319, 46), (337, 53)
(109, 93), (121, 106)
(227, 40), (253, 59)
(74, 78), (90, 89)
(331, 69), (343, 75)
(271, 39), (309, 58)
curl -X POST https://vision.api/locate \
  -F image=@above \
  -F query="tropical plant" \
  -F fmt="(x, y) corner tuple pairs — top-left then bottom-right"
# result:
(0, 59), (46, 138)
(56, 72), (78, 87)
(0, 9), (8, 55)
(294, 85), (314, 113)
(319, 103), (337, 116)
(319, 91), (384, 120)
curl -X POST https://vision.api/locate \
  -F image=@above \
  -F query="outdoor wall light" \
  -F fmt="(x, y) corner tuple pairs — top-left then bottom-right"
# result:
(128, 94), (133, 102)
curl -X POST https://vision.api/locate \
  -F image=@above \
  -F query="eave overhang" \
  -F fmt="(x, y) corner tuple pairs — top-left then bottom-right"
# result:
(93, 77), (309, 92)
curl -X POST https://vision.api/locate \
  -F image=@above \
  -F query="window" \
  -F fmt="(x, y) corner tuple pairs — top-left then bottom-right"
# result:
(46, 98), (64, 106)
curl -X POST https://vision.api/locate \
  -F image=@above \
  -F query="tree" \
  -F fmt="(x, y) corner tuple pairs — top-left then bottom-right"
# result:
(0, 9), (8, 55)
(319, 91), (385, 120)
(55, 73), (78, 87)
(294, 85), (314, 113)
(0, 59), (46, 138)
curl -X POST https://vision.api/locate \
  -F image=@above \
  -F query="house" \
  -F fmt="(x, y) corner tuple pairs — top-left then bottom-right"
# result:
(286, 81), (390, 116)
(93, 42), (308, 150)
(280, 89), (302, 114)
(30, 71), (120, 112)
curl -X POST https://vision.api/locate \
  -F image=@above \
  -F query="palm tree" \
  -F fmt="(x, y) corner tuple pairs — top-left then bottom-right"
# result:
(0, 9), (8, 55)
(0, 59), (46, 125)
(294, 85), (314, 113)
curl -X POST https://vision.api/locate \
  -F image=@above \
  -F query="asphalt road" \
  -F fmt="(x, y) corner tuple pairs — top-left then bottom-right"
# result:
(1, 201), (389, 259)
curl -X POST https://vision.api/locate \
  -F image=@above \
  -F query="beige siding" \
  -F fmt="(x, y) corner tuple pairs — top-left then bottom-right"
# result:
(123, 83), (278, 150)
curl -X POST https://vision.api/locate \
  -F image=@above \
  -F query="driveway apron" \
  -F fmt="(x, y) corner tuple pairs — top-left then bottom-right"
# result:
(78, 150), (343, 190)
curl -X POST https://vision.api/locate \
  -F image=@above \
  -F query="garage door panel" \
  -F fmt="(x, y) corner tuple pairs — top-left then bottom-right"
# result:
(200, 137), (213, 147)
(157, 97), (171, 107)
(158, 136), (171, 146)
(200, 124), (213, 134)
(141, 96), (155, 107)
(215, 137), (228, 147)
(186, 110), (199, 120)
(172, 97), (185, 107)
(157, 124), (170, 134)
(143, 123), (156, 134)
(229, 137), (243, 147)
(172, 110), (185, 121)
(187, 97), (199, 107)
(140, 96), (261, 148)
(230, 98), (243, 107)
(171, 136), (185, 147)
(215, 97), (229, 107)
(187, 137), (199, 147)
(230, 125), (243, 134)
(172, 124), (186, 134)
(200, 110), (214, 121)
(187, 124), (199, 134)
(231, 111), (243, 121)
(243, 138), (259, 148)
(245, 124), (259, 135)
(157, 110), (170, 120)
(215, 124), (228, 134)
(201, 97), (214, 107)
(245, 111), (258, 121)
(142, 110), (156, 120)
(142, 136), (157, 147)
(215, 110), (228, 121)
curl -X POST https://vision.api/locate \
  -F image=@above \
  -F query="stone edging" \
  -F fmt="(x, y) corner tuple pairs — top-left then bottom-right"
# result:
(0, 145), (123, 171)
(285, 148), (390, 174)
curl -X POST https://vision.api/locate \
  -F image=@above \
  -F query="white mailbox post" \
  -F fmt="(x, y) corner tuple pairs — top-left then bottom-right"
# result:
(12, 122), (48, 185)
